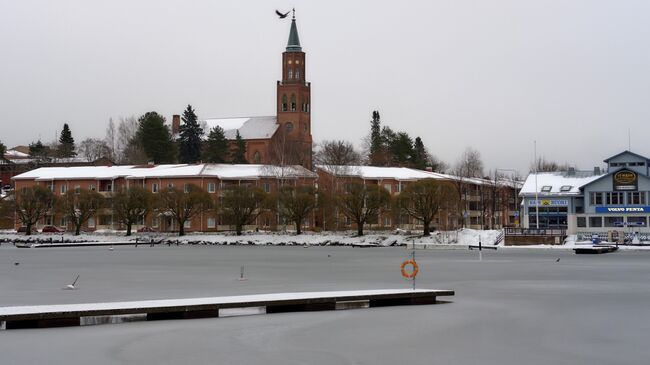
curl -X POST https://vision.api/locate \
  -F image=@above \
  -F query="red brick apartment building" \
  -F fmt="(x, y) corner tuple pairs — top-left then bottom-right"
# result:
(12, 164), (316, 233)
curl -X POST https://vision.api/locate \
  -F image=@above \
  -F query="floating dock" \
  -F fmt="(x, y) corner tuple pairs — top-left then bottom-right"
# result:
(0, 289), (454, 330)
(573, 245), (619, 254)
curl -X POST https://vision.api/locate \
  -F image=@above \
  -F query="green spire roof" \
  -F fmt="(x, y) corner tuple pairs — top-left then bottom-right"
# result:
(286, 16), (302, 52)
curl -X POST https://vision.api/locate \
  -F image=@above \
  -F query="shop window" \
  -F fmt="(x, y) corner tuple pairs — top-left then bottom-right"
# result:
(627, 216), (647, 227)
(605, 216), (624, 227)
(590, 192), (603, 205)
(589, 216), (603, 228)
(628, 192), (645, 205)
(577, 217), (586, 228)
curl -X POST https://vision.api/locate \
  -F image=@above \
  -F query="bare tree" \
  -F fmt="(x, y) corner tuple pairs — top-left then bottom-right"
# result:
(220, 185), (267, 235)
(112, 186), (153, 236)
(530, 156), (574, 173)
(79, 138), (111, 162)
(158, 185), (212, 236)
(451, 147), (485, 227)
(15, 186), (55, 235)
(275, 185), (317, 234)
(105, 118), (116, 161)
(398, 179), (458, 236)
(337, 182), (391, 236)
(314, 140), (361, 167)
(57, 188), (104, 235)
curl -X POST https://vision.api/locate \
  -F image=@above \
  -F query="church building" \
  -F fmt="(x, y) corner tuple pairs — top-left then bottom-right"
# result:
(171, 14), (313, 170)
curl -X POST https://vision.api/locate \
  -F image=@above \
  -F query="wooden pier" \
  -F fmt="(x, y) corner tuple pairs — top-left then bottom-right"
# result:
(0, 289), (454, 330)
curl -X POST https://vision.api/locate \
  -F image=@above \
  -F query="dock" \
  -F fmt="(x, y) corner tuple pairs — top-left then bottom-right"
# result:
(0, 289), (454, 330)
(573, 245), (619, 254)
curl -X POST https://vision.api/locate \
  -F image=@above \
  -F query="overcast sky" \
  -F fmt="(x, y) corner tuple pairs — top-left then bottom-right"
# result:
(2, 0), (650, 174)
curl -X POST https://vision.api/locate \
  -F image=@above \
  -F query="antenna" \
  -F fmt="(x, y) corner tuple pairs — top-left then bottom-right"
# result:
(628, 128), (631, 150)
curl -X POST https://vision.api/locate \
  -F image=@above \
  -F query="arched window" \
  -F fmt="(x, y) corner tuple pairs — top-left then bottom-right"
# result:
(285, 122), (294, 133)
(295, 69), (300, 79)
(281, 95), (288, 112)
(288, 69), (293, 79)
(290, 94), (296, 111)
(253, 151), (261, 164)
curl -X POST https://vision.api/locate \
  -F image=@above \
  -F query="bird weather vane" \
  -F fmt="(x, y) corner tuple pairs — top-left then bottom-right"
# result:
(275, 8), (295, 19)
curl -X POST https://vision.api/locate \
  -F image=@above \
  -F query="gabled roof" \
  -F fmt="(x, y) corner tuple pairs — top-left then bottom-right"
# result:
(203, 116), (278, 140)
(603, 150), (650, 163)
(519, 171), (604, 196)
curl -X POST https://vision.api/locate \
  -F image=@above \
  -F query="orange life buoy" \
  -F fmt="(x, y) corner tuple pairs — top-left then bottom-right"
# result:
(400, 259), (419, 279)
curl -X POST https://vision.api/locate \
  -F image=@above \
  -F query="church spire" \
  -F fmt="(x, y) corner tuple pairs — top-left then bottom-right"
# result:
(286, 9), (302, 52)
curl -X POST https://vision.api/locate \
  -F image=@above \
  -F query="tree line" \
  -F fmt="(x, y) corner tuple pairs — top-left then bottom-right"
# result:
(14, 179), (458, 237)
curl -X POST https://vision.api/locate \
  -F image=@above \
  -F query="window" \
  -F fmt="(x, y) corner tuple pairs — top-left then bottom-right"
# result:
(288, 69), (293, 79)
(628, 192), (645, 205)
(60, 184), (67, 194)
(560, 185), (572, 192)
(74, 185), (81, 194)
(184, 184), (190, 193)
(291, 95), (296, 111)
(60, 217), (67, 227)
(541, 186), (552, 192)
(45, 215), (53, 226)
(152, 217), (160, 228)
(606, 192), (623, 205)
(184, 220), (191, 229)
(253, 151), (261, 164)
(295, 60), (299, 65)
(88, 184), (96, 191)
(383, 184), (392, 193)
(99, 215), (113, 226)
(263, 182), (271, 193)
(282, 95), (288, 112)
(627, 216), (647, 227)
(605, 216), (624, 227)
(88, 217), (95, 228)
(577, 217), (586, 228)
(295, 69), (300, 79)
(207, 182), (216, 193)
(47, 183), (54, 192)
(207, 218), (216, 228)
(152, 183), (159, 193)
(590, 192), (603, 205)
(589, 216), (602, 228)
(167, 183), (174, 189)
(384, 217), (391, 227)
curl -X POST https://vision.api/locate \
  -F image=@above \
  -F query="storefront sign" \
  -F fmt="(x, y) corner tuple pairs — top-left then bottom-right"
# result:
(595, 206), (650, 213)
(613, 170), (638, 191)
(528, 199), (568, 207)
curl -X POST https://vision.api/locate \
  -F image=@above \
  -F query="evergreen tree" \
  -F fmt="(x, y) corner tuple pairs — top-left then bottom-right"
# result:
(412, 137), (428, 169)
(368, 111), (383, 165)
(390, 132), (414, 165)
(136, 111), (176, 164)
(231, 130), (247, 164)
(0, 140), (5, 161)
(57, 123), (76, 158)
(29, 140), (48, 162)
(204, 126), (229, 163)
(177, 104), (204, 163)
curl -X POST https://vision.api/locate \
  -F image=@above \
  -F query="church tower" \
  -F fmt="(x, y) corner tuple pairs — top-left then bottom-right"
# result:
(276, 12), (312, 169)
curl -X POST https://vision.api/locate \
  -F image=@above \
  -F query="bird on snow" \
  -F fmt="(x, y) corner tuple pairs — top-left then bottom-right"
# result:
(14, 262), (19, 266)
(275, 9), (290, 19)
(556, 258), (561, 262)
(64, 275), (80, 290)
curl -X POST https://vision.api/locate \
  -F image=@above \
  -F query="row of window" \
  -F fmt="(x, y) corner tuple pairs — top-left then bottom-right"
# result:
(540, 185), (573, 192)
(287, 68), (301, 80)
(590, 191), (647, 206)
(280, 94), (310, 112)
(577, 216), (648, 228)
(610, 162), (646, 167)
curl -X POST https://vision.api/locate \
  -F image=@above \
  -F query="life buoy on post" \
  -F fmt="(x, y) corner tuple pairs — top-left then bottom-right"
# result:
(400, 259), (419, 279)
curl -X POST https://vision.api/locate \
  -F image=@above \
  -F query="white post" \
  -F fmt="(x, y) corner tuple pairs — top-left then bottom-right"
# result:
(534, 141), (539, 229)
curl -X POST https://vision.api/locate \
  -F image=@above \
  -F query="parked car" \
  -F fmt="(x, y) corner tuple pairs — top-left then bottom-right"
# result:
(41, 225), (63, 233)
(137, 226), (157, 233)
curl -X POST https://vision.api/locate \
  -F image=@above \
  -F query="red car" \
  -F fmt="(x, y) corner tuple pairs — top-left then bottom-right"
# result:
(41, 225), (64, 233)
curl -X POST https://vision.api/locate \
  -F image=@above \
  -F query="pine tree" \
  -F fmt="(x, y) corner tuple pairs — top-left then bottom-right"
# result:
(412, 137), (428, 170)
(231, 130), (247, 164)
(177, 104), (204, 163)
(369, 111), (382, 165)
(204, 126), (229, 163)
(390, 132), (414, 166)
(136, 111), (176, 164)
(0, 140), (6, 161)
(58, 123), (76, 158)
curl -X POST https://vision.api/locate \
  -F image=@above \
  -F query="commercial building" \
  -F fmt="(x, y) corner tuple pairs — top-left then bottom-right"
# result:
(520, 150), (650, 240)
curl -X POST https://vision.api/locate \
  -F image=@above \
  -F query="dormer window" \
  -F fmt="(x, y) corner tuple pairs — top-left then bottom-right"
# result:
(541, 186), (552, 192)
(560, 185), (572, 192)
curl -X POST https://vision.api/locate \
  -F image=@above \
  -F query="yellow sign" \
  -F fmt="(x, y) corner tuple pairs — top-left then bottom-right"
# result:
(614, 171), (636, 184)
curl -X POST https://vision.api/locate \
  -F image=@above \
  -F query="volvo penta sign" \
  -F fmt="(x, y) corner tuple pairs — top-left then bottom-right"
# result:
(595, 206), (650, 213)
(529, 199), (568, 207)
(613, 170), (638, 191)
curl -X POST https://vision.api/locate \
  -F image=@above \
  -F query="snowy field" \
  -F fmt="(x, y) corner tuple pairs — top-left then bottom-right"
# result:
(1, 245), (649, 365)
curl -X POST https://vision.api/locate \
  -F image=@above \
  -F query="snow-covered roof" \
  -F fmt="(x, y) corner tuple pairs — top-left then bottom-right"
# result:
(519, 171), (604, 196)
(12, 164), (317, 181)
(316, 165), (437, 181)
(203, 116), (278, 140)
(4, 149), (30, 158)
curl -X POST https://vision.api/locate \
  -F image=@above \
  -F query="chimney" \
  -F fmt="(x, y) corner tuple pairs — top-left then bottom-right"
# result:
(594, 166), (601, 175)
(172, 114), (181, 134)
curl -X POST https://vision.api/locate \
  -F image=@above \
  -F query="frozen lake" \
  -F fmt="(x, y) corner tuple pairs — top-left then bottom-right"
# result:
(1, 245), (649, 365)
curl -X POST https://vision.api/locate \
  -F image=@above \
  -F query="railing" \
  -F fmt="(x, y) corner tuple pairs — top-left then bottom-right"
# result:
(504, 227), (566, 236)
